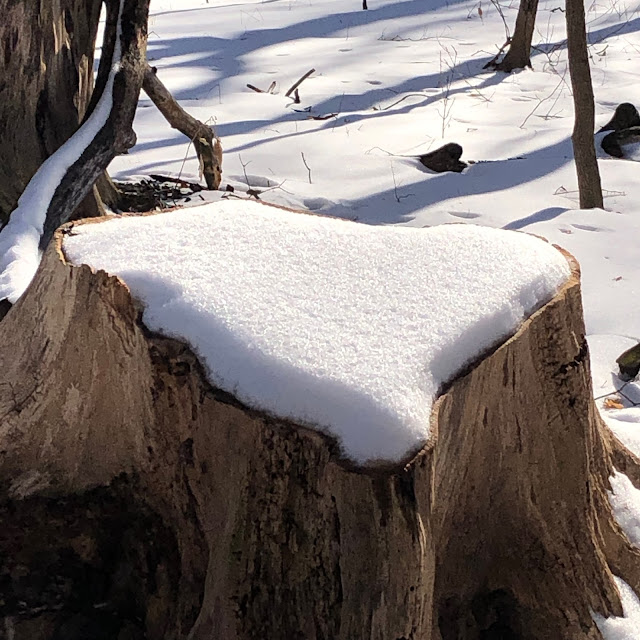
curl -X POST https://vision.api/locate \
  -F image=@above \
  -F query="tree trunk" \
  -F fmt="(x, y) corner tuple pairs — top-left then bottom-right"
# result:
(39, 0), (151, 250)
(485, 0), (539, 72)
(0, 0), (112, 226)
(566, 0), (604, 209)
(0, 215), (639, 639)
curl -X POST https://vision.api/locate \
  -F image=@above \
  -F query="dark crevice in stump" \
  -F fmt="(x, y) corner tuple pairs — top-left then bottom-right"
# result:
(0, 477), (206, 640)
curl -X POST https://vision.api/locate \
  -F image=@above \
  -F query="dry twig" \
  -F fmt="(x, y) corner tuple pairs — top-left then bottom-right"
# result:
(285, 69), (316, 100)
(301, 152), (312, 184)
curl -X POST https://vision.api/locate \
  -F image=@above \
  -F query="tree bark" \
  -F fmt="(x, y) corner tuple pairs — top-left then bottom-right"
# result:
(0, 0), (107, 226)
(485, 0), (539, 72)
(566, 0), (604, 209)
(39, 0), (151, 249)
(0, 213), (638, 638)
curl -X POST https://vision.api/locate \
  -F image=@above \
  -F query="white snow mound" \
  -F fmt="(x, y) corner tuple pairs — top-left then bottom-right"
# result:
(63, 200), (571, 464)
(594, 576), (640, 640)
(608, 471), (640, 547)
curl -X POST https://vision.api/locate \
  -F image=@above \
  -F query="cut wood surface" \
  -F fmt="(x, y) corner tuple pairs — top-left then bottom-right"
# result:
(0, 211), (639, 639)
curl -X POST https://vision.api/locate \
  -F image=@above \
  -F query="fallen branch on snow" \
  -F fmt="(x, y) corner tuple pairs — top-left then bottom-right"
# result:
(285, 69), (316, 102)
(143, 65), (222, 190)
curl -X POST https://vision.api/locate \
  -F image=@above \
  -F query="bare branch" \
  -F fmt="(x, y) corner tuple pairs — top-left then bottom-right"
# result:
(143, 65), (222, 190)
(285, 69), (316, 99)
(301, 152), (312, 184)
(40, 0), (151, 249)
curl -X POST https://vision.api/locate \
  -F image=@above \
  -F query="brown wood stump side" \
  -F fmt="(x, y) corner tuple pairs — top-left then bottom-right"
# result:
(0, 217), (638, 639)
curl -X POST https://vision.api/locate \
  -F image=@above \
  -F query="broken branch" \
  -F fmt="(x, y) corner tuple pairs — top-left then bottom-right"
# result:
(285, 69), (316, 99)
(143, 65), (222, 190)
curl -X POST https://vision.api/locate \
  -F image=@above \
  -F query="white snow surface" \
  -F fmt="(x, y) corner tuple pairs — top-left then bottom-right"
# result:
(0, 0), (125, 304)
(589, 334), (640, 458)
(595, 577), (640, 640)
(63, 201), (569, 464)
(608, 471), (640, 547)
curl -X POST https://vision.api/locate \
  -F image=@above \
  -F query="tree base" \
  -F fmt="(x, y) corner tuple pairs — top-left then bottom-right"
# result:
(0, 223), (639, 638)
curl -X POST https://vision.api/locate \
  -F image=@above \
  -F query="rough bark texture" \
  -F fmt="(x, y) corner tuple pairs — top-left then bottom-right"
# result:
(0, 0), (106, 226)
(0, 211), (639, 638)
(566, 0), (604, 209)
(485, 0), (539, 72)
(143, 65), (222, 190)
(39, 0), (151, 250)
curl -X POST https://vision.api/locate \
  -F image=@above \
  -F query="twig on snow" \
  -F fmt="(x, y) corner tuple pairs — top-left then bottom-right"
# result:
(489, 0), (511, 41)
(519, 71), (568, 128)
(285, 69), (316, 100)
(390, 162), (413, 202)
(301, 152), (313, 184)
(482, 38), (512, 69)
(239, 154), (252, 189)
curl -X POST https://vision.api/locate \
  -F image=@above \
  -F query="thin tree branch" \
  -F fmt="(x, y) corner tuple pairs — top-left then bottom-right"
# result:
(285, 69), (315, 99)
(143, 64), (222, 191)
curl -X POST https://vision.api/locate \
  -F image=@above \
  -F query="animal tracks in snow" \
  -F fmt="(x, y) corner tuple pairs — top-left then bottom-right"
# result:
(448, 211), (481, 220)
(571, 223), (613, 233)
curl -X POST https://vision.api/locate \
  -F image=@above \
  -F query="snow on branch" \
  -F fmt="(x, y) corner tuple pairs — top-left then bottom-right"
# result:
(0, 0), (150, 305)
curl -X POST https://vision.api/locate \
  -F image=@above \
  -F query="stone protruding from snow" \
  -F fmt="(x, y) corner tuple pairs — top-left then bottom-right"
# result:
(63, 201), (570, 464)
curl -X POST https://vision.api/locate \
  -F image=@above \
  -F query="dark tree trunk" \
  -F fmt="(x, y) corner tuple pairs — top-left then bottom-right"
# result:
(566, 0), (604, 209)
(0, 0), (115, 227)
(39, 0), (152, 249)
(485, 0), (539, 72)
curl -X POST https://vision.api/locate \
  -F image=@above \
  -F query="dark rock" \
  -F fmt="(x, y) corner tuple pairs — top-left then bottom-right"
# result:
(598, 103), (640, 133)
(617, 342), (640, 380)
(418, 143), (467, 173)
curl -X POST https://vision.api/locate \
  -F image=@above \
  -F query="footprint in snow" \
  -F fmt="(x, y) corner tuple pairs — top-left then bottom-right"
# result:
(303, 197), (333, 211)
(571, 223), (612, 233)
(448, 211), (481, 220)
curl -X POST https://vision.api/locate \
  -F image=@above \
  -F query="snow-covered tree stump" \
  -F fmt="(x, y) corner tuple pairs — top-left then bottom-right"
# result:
(1, 208), (639, 639)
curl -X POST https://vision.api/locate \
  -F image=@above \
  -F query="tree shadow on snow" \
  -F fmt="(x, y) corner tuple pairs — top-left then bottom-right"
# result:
(323, 136), (575, 225)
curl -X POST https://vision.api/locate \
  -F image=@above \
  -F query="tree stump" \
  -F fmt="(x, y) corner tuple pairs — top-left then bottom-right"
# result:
(1, 222), (639, 639)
